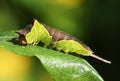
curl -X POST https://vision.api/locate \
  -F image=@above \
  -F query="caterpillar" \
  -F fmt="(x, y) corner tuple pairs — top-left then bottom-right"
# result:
(16, 19), (111, 64)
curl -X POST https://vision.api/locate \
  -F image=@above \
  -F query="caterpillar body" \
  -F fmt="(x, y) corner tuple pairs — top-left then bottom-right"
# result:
(16, 19), (111, 64)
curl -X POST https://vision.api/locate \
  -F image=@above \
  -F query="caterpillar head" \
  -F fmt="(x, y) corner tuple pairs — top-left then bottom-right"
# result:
(16, 24), (33, 45)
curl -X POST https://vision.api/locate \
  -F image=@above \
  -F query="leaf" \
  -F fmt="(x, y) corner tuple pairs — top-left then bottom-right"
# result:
(0, 31), (104, 81)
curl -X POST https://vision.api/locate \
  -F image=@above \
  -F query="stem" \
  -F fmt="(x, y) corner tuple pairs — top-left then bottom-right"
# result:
(91, 54), (111, 64)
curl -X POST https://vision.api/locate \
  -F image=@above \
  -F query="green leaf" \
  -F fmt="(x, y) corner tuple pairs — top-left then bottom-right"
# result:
(0, 31), (104, 81)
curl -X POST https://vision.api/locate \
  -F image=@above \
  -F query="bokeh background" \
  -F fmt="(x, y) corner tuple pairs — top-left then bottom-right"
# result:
(0, 0), (119, 81)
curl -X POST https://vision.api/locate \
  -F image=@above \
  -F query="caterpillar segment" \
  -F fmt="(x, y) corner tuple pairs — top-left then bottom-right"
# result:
(44, 25), (93, 52)
(17, 19), (52, 46)
(55, 40), (111, 64)
(44, 25), (111, 64)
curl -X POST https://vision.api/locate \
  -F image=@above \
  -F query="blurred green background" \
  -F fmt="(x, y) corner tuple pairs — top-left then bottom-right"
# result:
(0, 0), (119, 81)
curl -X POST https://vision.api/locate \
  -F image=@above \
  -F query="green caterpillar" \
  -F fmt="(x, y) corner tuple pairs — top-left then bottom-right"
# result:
(16, 19), (111, 64)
